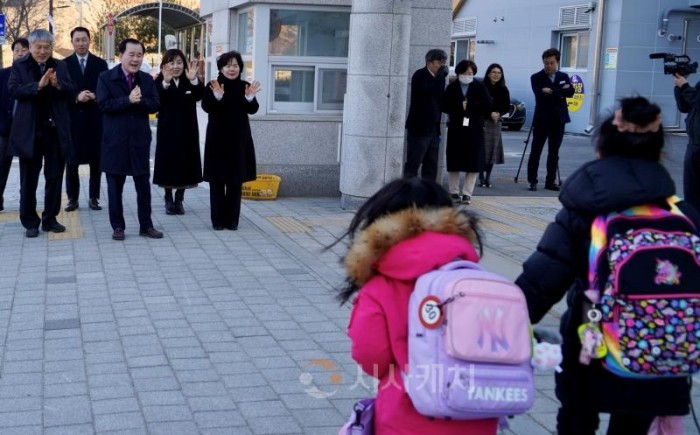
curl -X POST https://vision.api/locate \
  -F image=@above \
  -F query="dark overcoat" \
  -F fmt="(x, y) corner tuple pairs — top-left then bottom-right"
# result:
(442, 78), (492, 172)
(405, 67), (445, 137)
(8, 55), (75, 160)
(515, 157), (693, 417)
(65, 52), (108, 164)
(531, 69), (574, 126)
(201, 74), (258, 184)
(153, 75), (203, 187)
(96, 66), (159, 176)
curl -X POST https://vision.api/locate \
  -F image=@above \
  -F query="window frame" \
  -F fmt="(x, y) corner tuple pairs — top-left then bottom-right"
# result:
(558, 30), (590, 72)
(269, 61), (348, 114)
(449, 38), (475, 70)
(266, 6), (350, 115)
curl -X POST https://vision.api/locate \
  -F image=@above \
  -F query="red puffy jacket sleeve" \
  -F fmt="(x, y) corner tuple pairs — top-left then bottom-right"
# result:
(347, 287), (393, 380)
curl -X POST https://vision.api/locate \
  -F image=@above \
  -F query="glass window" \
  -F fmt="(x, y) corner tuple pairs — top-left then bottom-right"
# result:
(272, 66), (315, 112)
(269, 9), (350, 57)
(450, 39), (474, 68)
(560, 31), (589, 69)
(317, 68), (347, 111)
(238, 11), (254, 55)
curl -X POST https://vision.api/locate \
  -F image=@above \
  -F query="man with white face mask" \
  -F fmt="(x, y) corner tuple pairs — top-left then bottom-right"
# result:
(404, 49), (449, 181)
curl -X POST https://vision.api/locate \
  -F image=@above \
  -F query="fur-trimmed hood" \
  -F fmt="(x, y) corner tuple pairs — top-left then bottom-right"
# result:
(345, 207), (480, 286)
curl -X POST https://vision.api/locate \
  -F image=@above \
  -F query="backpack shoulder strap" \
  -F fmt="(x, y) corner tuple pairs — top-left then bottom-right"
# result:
(587, 214), (609, 291)
(670, 195), (700, 231)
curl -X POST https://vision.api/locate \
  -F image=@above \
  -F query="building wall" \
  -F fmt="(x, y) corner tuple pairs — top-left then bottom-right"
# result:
(456, 0), (700, 132)
(200, 0), (351, 196)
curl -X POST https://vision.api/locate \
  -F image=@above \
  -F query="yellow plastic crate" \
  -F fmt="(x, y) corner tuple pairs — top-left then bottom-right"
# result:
(242, 174), (281, 200)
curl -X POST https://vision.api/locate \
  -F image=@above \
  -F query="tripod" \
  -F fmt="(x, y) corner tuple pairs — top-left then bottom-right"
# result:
(514, 124), (562, 186)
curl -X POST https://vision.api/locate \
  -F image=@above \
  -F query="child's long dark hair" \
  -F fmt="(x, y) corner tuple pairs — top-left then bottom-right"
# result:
(595, 96), (664, 161)
(333, 177), (480, 305)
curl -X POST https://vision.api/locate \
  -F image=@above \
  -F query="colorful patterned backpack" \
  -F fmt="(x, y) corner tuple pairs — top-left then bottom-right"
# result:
(581, 197), (700, 378)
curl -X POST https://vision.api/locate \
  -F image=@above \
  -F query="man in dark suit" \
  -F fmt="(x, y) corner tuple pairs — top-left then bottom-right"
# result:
(527, 48), (574, 191)
(96, 38), (162, 241)
(0, 38), (29, 212)
(9, 29), (75, 238)
(64, 27), (108, 212)
(404, 49), (449, 181)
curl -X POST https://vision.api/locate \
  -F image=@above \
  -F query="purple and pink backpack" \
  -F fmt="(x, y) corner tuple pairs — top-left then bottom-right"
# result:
(404, 260), (535, 419)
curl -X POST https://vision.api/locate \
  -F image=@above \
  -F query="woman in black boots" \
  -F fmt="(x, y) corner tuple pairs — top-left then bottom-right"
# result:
(153, 49), (203, 215)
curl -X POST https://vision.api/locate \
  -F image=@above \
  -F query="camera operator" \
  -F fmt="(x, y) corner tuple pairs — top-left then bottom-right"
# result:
(674, 72), (700, 210)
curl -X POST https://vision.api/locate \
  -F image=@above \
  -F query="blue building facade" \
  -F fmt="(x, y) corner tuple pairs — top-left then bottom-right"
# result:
(453, 0), (700, 132)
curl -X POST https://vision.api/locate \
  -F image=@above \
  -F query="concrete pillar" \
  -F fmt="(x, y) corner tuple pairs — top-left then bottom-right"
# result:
(340, 0), (412, 209)
(340, 0), (453, 208)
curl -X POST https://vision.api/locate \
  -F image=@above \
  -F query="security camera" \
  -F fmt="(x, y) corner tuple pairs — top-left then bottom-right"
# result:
(584, 124), (594, 134)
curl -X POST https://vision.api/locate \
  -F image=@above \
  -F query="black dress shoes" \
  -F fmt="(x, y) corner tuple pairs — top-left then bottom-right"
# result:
(25, 228), (39, 238)
(42, 221), (66, 233)
(112, 228), (125, 241)
(139, 227), (164, 239)
(88, 198), (102, 210)
(544, 183), (561, 192)
(528, 183), (537, 192)
(64, 200), (78, 212)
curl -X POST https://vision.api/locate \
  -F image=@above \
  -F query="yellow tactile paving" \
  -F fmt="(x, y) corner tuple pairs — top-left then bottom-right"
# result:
(471, 197), (553, 231)
(49, 196), (83, 240)
(267, 216), (310, 233)
(479, 219), (524, 234)
(0, 211), (19, 222)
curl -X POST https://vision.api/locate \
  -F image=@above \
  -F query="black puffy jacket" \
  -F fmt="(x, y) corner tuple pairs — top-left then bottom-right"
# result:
(516, 156), (692, 416)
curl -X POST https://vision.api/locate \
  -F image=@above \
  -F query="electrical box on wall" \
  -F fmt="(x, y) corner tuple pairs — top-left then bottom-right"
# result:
(691, 0), (700, 8)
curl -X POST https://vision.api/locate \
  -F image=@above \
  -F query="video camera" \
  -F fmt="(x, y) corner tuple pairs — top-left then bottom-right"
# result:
(649, 53), (698, 76)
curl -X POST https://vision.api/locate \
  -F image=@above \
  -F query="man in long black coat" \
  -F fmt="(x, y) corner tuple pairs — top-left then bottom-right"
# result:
(64, 27), (108, 212)
(9, 29), (75, 238)
(404, 49), (449, 181)
(96, 38), (162, 241)
(527, 48), (574, 192)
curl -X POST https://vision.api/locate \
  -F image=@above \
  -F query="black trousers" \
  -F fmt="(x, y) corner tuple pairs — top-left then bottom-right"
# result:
(683, 142), (700, 211)
(106, 173), (153, 231)
(65, 159), (101, 201)
(527, 121), (565, 185)
(19, 127), (64, 229)
(404, 133), (440, 181)
(209, 181), (241, 228)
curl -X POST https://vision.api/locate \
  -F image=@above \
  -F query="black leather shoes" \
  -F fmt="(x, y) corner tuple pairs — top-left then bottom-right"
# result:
(528, 183), (537, 192)
(88, 198), (102, 210)
(139, 227), (164, 239)
(544, 183), (561, 192)
(64, 200), (78, 212)
(26, 228), (39, 238)
(213, 226), (224, 231)
(112, 228), (125, 241)
(42, 221), (66, 233)
(225, 225), (238, 231)
(174, 201), (185, 215)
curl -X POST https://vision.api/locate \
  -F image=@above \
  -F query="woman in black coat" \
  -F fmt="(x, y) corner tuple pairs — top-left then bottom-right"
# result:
(516, 97), (692, 434)
(201, 51), (260, 231)
(480, 63), (510, 188)
(441, 59), (491, 205)
(153, 49), (203, 215)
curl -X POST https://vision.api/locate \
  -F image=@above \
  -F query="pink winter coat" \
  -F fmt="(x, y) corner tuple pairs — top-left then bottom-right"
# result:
(345, 207), (498, 435)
